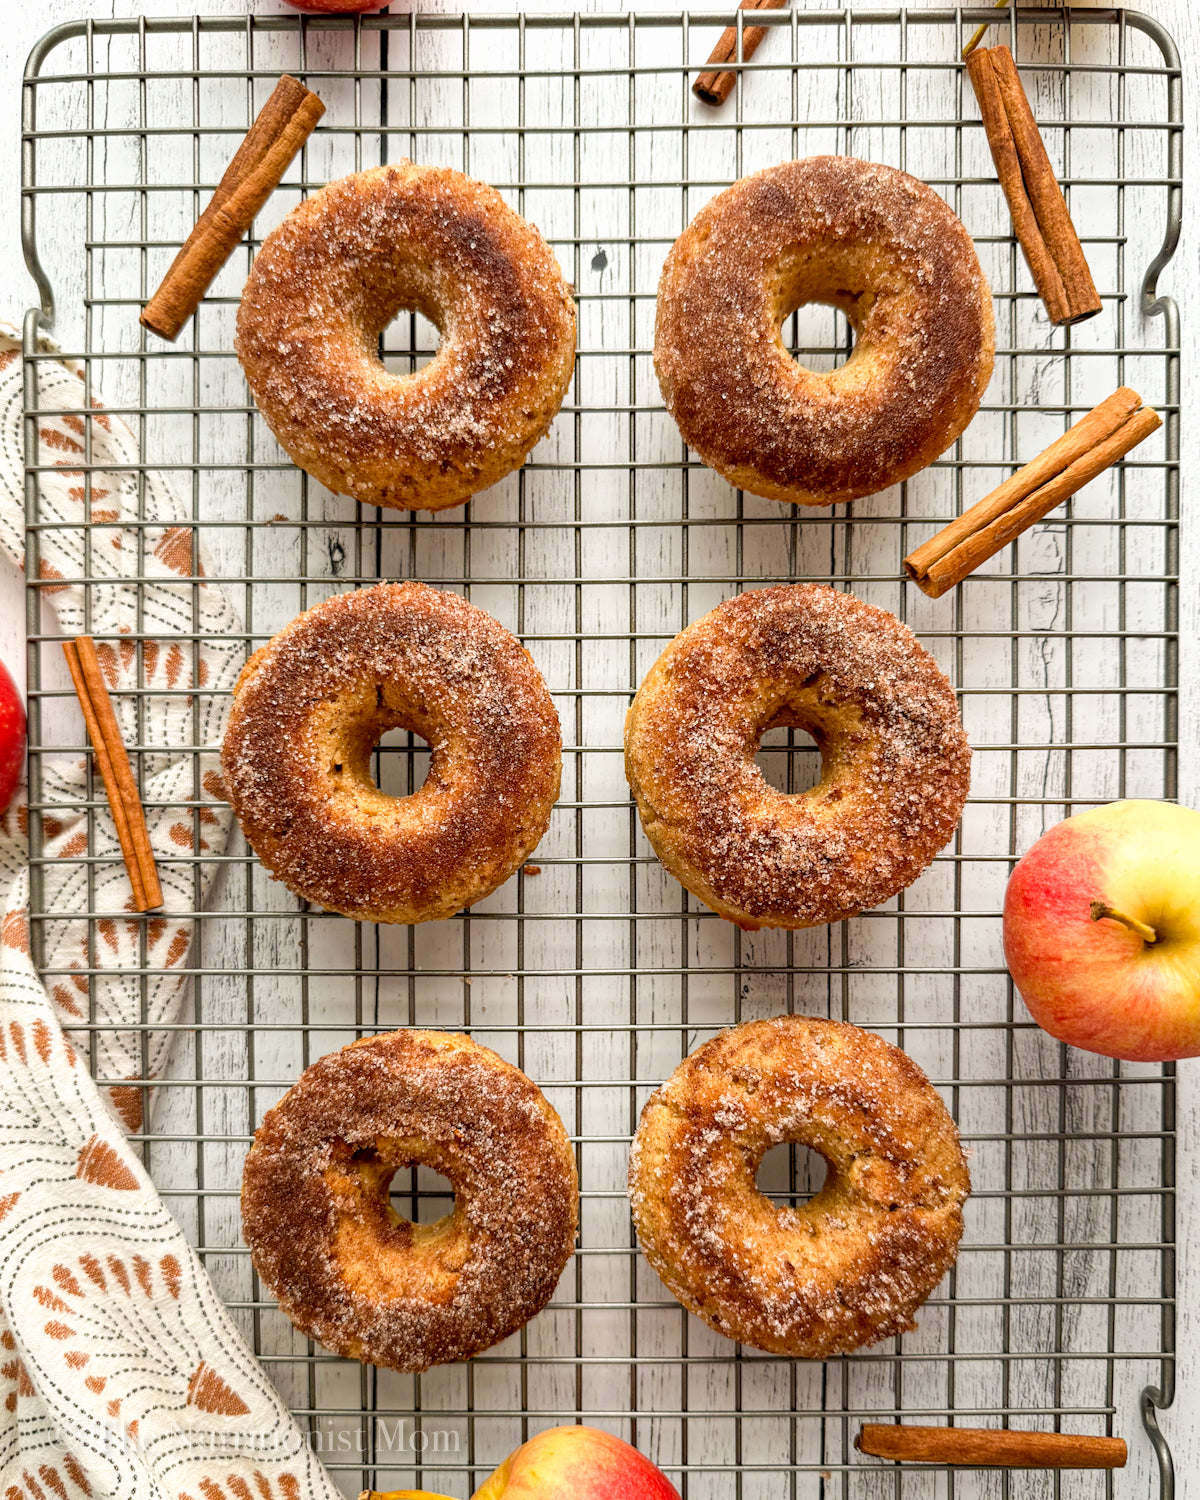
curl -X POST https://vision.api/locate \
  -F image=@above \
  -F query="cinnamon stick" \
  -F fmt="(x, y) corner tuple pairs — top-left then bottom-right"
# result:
(693, 0), (789, 107)
(856, 1425), (1127, 1469)
(966, 45), (1101, 326)
(905, 387), (1161, 599)
(141, 74), (325, 342)
(63, 637), (163, 913)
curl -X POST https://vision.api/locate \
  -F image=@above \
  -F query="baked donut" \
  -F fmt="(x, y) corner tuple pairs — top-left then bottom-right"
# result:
(654, 156), (994, 506)
(242, 1030), (578, 1372)
(628, 1016), (970, 1359)
(624, 584), (970, 929)
(221, 582), (561, 923)
(236, 162), (576, 512)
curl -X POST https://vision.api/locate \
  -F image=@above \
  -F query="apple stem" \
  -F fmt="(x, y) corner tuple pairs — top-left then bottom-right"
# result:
(1089, 900), (1158, 945)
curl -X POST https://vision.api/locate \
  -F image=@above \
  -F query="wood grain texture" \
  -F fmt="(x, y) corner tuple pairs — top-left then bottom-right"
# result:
(0, 3), (1194, 1498)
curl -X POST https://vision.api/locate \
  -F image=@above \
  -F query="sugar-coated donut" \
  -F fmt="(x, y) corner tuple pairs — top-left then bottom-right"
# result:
(654, 156), (994, 506)
(221, 582), (561, 923)
(242, 1031), (578, 1372)
(624, 584), (970, 929)
(236, 162), (576, 512)
(628, 1016), (970, 1359)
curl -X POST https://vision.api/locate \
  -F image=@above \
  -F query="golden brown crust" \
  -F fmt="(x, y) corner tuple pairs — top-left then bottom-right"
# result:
(221, 582), (561, 923)
(242, 1030), (578, 1373)
(236, 162), (576, 512)
(624, 584), (970, 929)
(628, 1016), (970, 1359)
(654, 156), (994, 506)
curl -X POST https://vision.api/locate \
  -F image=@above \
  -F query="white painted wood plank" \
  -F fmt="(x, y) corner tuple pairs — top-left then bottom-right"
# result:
(0, 2), (1193, 1496)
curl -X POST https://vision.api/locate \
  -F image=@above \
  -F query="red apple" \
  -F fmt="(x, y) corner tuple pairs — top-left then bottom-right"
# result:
(281, 0), (388, 13)
(1003, 799), (1200, 1061)
(0, 657), (25, 816)
(473, 1427), (680, 1500)
(374, 1426), (680, 1500)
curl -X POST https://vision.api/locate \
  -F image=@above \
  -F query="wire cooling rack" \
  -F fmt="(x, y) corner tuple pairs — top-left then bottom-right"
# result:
(19, 7), (1180, 1499)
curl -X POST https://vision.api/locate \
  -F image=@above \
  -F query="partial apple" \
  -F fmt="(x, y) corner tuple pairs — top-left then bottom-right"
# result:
(1003, 799), (1200, 1061)
(0, 657), (25, 816)
(281, 0), (387, 13)
(473, 1425), (681, 1500)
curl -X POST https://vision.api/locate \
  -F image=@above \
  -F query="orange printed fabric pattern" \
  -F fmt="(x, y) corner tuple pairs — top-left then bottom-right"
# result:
(0, 902), (339, 1500)
(0, 327), (245, 1127)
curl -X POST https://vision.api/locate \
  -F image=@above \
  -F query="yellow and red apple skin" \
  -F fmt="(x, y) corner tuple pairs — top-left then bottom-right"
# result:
(1003, 800), (1200, 1062)
(282, 0), (384, 13)
(472, 1425), (680, 1500)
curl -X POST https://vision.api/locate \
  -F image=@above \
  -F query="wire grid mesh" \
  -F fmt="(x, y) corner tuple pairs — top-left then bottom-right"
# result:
(19, 7), (1180, 1498)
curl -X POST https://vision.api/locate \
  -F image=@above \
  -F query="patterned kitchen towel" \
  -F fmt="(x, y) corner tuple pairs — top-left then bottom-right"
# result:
(0, 326), (244, 1131)
(0, 330), (340, 1500)
(0, 329), (340, 1500)
(0, 894), (340, 1500)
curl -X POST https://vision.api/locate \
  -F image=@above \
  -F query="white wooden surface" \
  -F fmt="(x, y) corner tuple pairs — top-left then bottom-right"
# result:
(1, 1), (1196, 1496)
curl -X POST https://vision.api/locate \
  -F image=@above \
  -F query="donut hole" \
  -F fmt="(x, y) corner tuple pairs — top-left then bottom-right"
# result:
(784, 303), (855, 375)
(387, 1164), (457, 1227)
(318, 692), (438, 806)
(380, 307), (443, 378)
(373, 724), (432, 798)
(755, 725), (821, 795)
(756, 1141), (828, 1209)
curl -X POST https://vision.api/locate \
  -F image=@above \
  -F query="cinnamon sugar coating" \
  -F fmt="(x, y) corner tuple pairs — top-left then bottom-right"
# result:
(242, 1031), (578, 1372)
(628, 1016), (970, 1359)
(624, 584), (970, 929)
(654, 156), (994, 506)
(221, 582), (561, 923)
(236, 162), (576, 512)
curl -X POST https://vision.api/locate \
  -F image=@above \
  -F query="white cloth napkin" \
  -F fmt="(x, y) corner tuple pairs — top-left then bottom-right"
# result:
(0, 331), (340, 1500)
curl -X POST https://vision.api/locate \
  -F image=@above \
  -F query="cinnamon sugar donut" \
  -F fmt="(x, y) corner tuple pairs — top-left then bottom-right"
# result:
(236, 162), (576, 512)
(221, 582), (561, 923)
(624, 584), (970, 929)
(242, 1031), (578, 1372)
(654, 156), (994, 506)
(628, 1016), (970, 1359)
